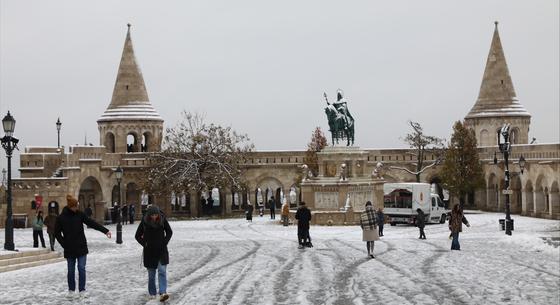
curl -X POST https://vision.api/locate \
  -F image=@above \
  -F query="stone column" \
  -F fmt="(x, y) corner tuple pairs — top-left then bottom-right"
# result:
(190, 192), (199, 217)
(224, 188), (232, 216)
(520, 188), (527, 216)
(94, 201), (106, 224)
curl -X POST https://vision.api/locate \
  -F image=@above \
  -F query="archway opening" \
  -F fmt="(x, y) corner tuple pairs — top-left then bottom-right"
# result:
(78, 176), (103, 221)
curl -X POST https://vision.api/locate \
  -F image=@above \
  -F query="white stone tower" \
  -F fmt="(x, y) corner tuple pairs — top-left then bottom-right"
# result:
(464, 22), (531, 146)
(97, 24), (164, 153)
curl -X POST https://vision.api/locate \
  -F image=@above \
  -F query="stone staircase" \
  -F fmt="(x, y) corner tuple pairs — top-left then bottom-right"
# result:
(0, 249), (64, 273)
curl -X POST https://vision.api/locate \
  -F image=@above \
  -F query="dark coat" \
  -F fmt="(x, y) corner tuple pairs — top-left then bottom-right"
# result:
(377, 212), (385, 226)
(54, 206), (109, 259)
(135, 212), (173, 269)
(416, 210), (426, 228)
(268, 199), (275, 210)
(449, 209), (469, 233)
(84, 207), (93, 218)
(246, 205), (254, 220)
(295, 206), (312, 229)
(43, 214), (57, 234)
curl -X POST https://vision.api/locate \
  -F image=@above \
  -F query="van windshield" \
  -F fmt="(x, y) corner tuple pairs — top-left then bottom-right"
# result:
(384, 189), (412, 209)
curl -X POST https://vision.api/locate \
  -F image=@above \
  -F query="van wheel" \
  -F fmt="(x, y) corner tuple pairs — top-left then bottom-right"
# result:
(390, 222), (396, 226)
(440, 215), (446, 224)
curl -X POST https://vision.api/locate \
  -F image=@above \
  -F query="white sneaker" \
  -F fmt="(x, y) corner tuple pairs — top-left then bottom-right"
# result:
(79, 290), (89, 299)
(65, 291), (77, 299)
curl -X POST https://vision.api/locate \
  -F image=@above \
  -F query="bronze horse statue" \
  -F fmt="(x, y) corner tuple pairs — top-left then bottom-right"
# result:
(324, 90), (355, 146)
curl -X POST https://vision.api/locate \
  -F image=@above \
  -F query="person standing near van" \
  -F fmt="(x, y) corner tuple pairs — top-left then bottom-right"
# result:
(360, 201), (379, 258)
(32, 211), (46, 248)
(135, 205), (173, 302)
(416, 208), (426, 239)
(448, 204), (470, 250)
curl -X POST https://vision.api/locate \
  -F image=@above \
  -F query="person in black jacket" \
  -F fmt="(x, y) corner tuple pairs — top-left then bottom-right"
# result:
(245, 202), (254, 222)
(55, 195), (111, 296)
(135, 205), (173, 302)
(416, 208), (426, 239)
(295, 201), (312, 248)
(268, 196), (276, 220)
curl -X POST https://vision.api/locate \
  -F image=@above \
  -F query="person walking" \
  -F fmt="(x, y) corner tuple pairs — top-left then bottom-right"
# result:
(377, 208), (385, 237)
(135, 205), (173, 303)
(122, 203), (128, 225)
(32, 211), (46, 248)
(245, 202), (253, 222)
(295, 201), (312, 248)
(281, 198), (290, 226)
(268, 196), (276, 220)
(416, 208), (426, 239)
(448, 204), (470, 250)
(360, 201), (379, 258)
(55, 194), (112, 298)
(43, 211), (57, 251)
(129, 204), (136, 224)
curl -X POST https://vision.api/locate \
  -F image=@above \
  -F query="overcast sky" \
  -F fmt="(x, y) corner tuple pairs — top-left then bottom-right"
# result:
(0, 1), (558, 175)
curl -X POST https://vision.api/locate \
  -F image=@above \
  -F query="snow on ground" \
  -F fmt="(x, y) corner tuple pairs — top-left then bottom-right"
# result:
(0, 212), (559, 305)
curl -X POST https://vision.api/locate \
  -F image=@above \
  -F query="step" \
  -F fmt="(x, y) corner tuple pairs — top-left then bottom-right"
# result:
(0, 248), (51, 260)
(0, 252), (62, 267)
(0, 257), (65, 273)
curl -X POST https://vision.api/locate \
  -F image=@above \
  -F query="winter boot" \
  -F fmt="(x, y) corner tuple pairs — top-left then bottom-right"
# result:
(160, 293), (169, 302)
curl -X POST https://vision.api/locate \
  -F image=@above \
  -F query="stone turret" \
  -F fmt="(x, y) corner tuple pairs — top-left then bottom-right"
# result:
(97, 24), (164, 153)
(464, 22), (531, 146)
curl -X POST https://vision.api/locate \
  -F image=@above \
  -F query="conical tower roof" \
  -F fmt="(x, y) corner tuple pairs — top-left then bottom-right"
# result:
(98, 24), (163, 123)
(465, 22), (530, 119)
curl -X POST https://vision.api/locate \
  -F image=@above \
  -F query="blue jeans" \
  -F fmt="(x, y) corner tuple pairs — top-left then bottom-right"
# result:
(147, 262), (167, 296)
(67, 255), (87, 291)
(451, 232), (460, 250)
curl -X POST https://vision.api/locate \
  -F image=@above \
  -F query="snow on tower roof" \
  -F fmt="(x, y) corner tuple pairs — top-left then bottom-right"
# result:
(466, 22), (531, 119)
(97, 24), (163, 123)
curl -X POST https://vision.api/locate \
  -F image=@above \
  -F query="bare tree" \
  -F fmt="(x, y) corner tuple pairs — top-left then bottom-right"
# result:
(390, 121), (444, 182)
(143, 112), (253, 214)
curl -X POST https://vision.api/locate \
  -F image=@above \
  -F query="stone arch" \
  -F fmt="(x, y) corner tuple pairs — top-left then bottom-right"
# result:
(535, 175), (547, 215)
(510, 174), (522, 214)
(487, 173), (499, 210)
(510, 127), (520, 144)
(78, 176), (103, 221)
(141, 131), (152, 152)
(480, 129), (489, 146)
(126, 132), (139, 153)
(550, 181), (559, 217)
(104, 132), (116, 153)
(524, 180), (534, 215)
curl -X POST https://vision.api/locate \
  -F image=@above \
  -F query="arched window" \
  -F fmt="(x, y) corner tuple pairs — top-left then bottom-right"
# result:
(105, 132), (115, 153)
(142, 132), (150, 152)
(479, 129), (489, 146)
(127, 133), (137, 153)
(510, 128), (519, 144)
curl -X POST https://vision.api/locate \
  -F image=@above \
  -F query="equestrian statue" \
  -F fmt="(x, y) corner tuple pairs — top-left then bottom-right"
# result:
(324, 89), (355, 146)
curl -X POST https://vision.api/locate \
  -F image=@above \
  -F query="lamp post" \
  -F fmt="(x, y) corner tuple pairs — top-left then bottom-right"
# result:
(494, 124), (525, 236)
(56, 118), (62, 148)
(1, 111), (18, 251)
(115, 166), (123, 244)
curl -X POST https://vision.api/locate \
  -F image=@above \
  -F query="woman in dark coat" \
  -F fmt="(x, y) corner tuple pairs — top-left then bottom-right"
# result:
(246, 202), (254, 222)
(416, 208), (426, 239)
(295, 202), (312, 248)
(448, 204), (470, 250)
(135, 205), (173, 302)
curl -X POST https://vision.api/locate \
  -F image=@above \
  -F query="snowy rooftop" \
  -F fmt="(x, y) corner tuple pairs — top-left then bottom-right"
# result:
(97, 102), (163, 122)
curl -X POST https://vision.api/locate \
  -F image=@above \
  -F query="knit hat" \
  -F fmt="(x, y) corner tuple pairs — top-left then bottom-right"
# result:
(66, 194), (78, 208)
(145, 205), (160, 216)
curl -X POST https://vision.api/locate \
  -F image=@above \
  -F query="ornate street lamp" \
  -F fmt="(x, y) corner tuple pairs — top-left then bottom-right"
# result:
(114, 166), (123, 244)
(495, 124), (525, 236)
(56, 118), (62, 148)
(1, 111), (19, 250)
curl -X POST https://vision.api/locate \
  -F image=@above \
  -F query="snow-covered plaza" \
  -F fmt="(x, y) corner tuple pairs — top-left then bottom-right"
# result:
(1, 212), (559, 305)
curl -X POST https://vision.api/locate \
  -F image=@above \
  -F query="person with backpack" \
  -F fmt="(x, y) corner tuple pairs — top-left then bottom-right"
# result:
(295, 201), (312, 248)
(135, 205), (173, 302)
(55, 194), (112, 298)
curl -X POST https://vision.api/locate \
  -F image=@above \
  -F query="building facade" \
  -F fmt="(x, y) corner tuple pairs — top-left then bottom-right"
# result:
(0, 23), (558, 228)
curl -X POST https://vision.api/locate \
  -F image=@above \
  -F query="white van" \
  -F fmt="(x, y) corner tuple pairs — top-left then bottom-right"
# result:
(383, 183), (448, 226)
